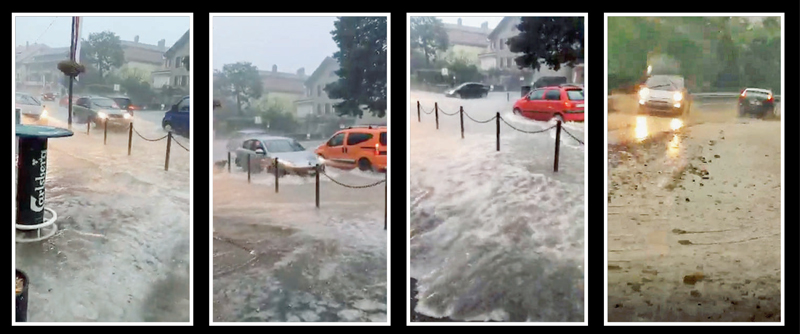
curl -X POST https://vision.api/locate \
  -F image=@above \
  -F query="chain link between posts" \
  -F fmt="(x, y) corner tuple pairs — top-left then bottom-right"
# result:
(320, 169), (386, 189)
(560, 127), (585, 145)
(133, 125), (169, 142)
(438, 107), (459, 116)
(171, 135), (190, 151)
(499, 116), (557, 134)
(420, 105), (434, 114)
(463, 111), (498, 124)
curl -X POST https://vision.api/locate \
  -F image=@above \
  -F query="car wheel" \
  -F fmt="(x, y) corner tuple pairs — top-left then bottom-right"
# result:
(455, 92), (462, 99)
(513, 108), (522, 115)
(482, 92), (488, 98)
(163, 122), (173, 132)
(554, 114), (565, 124)
(357, 158), (372, 172)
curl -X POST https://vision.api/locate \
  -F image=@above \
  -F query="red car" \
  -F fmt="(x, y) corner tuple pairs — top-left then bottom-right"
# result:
(59, 96), (79, 107)
(512, 84), (584, 122)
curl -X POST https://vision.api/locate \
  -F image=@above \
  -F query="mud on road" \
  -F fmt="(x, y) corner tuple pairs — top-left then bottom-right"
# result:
(212, 169), (387, 322)
(607, 105), (781, 322)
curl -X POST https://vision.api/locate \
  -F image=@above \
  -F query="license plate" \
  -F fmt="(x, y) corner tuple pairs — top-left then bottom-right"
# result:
(751, 100), (761, 105)
(576, 104), (584, 108)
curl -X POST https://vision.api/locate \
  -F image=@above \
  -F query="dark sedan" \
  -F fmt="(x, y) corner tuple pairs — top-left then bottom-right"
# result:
(444, 82), (491, 99)
(738, 88), (775, 118)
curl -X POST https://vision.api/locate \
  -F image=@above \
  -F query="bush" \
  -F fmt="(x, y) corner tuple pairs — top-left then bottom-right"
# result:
(57, 60), (85, 77)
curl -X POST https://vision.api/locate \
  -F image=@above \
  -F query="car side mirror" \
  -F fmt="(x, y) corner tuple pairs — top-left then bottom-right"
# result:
(254, 148), (265, 155)
(170, 104), (178, 112)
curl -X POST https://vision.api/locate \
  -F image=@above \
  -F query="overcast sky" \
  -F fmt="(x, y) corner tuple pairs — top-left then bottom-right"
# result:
(212, 16), (340, 73)
(15, 16), (190, 48)
(436, 16), (503, 30)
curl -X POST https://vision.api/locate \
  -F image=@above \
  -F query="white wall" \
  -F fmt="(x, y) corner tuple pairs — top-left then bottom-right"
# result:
(480, 57), (496, 71)
(153, 74), (171, 88)
(296, 103), (313, 119)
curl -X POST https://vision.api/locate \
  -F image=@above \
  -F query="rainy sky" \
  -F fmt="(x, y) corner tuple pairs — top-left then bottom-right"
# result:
(212, 16), (340, 73)
(14, 16), (190, 49)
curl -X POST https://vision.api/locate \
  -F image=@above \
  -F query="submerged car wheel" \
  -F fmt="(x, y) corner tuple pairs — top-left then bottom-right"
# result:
(513, 108), (521, 115)
(163, 122), (173, 132)
(553, 114), (565, 124)
(358, 158), (372, 172)
(455, 92), (462, 99)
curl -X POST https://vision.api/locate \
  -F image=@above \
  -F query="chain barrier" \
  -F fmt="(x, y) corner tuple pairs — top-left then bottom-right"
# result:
(172, 135), (190, 151)
(561, 127), (585, 145)
(438, 107), (459, 116)
(499, 116), (557, 134)
(463, 111), (498, 124)
(133, 126), (169, 142)
(321, 169), (386, 189)
(420, 105), (434, 114)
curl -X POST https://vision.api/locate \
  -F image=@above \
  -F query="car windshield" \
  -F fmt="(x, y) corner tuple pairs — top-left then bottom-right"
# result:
(744, 90), (770, 99)
(264, 139), (306, 153)
(16, 94), (40, 106)
(112, 98), (131, 108)
(93, 98), (119, 109)
(645, 76), (682, 90)
(566, 89), (584, 100)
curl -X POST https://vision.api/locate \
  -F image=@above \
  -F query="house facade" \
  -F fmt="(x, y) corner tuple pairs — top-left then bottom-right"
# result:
(151, 30), (190, 96)
(17, 47), (70, 93)
(479, 17), (584, 88)
(294, 57), (340, 119)
(438, 19), (490, 65)
(259, 64), (307, 109)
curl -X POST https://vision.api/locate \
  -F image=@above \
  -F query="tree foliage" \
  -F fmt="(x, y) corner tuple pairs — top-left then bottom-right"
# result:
(82, 31), (125, 79)
(219, 62), (263, 115)
(507, 17), (584, 72)
(448, 57), (483, 84)
(410, 17), (449, 67)
(325, 16), (387, 118)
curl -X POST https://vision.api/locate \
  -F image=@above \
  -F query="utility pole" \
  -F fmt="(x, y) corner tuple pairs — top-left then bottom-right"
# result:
(67, 17), (75, 130)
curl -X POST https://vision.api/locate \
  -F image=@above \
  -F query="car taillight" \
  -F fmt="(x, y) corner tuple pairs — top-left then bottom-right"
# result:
(740, 90), (746, 98)
(564, 101), (571, 108)
(767, 93), (773, 101)
(374, 143), (379, 155)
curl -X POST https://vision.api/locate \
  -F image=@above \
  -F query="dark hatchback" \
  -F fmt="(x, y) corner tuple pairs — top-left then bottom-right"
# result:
(444, 82), (491, 99)
(738, 88), (775, 118)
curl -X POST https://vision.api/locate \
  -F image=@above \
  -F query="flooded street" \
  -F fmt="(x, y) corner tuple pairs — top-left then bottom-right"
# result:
(15, 104), (191, 322)
(409, 90), (585, 322)
(212, 134), (387, 322)
(607, 96), (781, 322)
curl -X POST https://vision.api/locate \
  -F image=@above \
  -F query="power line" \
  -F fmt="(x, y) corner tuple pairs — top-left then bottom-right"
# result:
(32, 16), (59, 45)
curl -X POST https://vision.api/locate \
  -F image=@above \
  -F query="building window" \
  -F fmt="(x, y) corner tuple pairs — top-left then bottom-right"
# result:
(317, 104), (322, 115)
(498, 57), (503, 68)
(325, 103), (331, 114)
(179, 76), (188, 87)
(175, 57), (181, 69)
(507, 58), (512, 68)
(499, 39), (503, 50)
(173, 76), (178, 86)
(166, 58), (171, 68)
(317, 85), (321, 97)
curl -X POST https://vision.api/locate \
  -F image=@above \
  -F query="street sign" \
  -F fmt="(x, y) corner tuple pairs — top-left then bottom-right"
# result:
(113, 84), (120, 92)
(254, 116), (262, 124)
(441, 68), (448, 76)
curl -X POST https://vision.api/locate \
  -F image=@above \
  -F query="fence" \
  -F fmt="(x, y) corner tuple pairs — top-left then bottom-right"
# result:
(416, 101), (584, 172)
(224, 154), (387, 230)
(83, 119), (189, 171)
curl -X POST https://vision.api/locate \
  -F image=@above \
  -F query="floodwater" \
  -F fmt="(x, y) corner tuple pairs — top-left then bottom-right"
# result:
(409, 90), (585, 322)
(212, 132), (388, 322)
(14, 103), (191, 322)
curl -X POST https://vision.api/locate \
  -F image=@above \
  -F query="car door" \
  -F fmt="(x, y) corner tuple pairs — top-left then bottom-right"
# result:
(174, 97), (190, 133)
(543, 89), (562, 119)
(321, 131), (347, 164)
(344, 131), (373, 162)
(522, 89), (546, 120)
(73, 97), (91, 121)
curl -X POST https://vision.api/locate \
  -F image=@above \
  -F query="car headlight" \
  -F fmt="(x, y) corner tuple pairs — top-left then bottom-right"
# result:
(123, 113), (131, 119)
(638, 87), (650, 100)
(41, 109), (48, 118)
(97, 112), (108, 119)
(673, 92), (683, 102)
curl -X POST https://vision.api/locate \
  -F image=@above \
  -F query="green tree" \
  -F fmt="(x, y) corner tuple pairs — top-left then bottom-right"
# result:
(325, 16), (387, 118)
(82, 31), (125, 80)
(410, 17), (449, 67)
(507, 17), (584, 71)
(220, 62), (263, 115)
(448, 58), (483, 84)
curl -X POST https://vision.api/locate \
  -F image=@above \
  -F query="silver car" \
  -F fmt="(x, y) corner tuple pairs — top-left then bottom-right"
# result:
(233, 135), (323, 176)
(15, 92), (48, 125)
(225, 129), (269, 152)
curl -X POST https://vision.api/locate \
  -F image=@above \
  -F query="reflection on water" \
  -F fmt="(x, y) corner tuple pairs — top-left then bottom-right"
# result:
(670, 118), (683, 131)
(667, 134), (681, 158)
(635, 116), (648, 142)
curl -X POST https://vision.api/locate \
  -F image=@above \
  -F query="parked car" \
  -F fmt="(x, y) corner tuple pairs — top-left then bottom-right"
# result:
(59, 95), (79, 108)
(234, 135), (321, 176)
(226, 129), (269, 152)
(108, 95), (137, 115)
(41, 92), (56, 101)
(315, 125), (387, 172)
(445, 82), (491, 99)
(15, 92), (48, 125)
(72, 95), (133, 129)
(637, 75), (692, 117)
(162, 96), (190, 137)
(738, 88), (775, 118)
(513, 84), (585, 123)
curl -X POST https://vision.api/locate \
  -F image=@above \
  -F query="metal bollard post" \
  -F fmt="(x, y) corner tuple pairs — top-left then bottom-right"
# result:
(460, 106), (464, 139)
(227, 151), (231, 173)
(507, 92), (510, 101)
(247, 154), (251, 183)
(315, 164), (320, 208)
(87, 119), (90, 135)
(165, 132), (172, 171)
(417, 101), (421, 122)
(496, 112), (500, 152)
(434, 102), (439, 130)
(103, 119), (108, 145)
(274, 157), (279, 193)
(554, 120), (562, 172)
(127, 123), (133, 155)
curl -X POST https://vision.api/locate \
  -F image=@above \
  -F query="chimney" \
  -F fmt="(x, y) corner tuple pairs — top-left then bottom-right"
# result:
(458, 18), (462, 26)
(134, 35), (139, 43)
(481, 22), (488, 30)
(272, 64), (277, 73)
(158, 39), (166, 49)
(297, 67), (305, 76)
